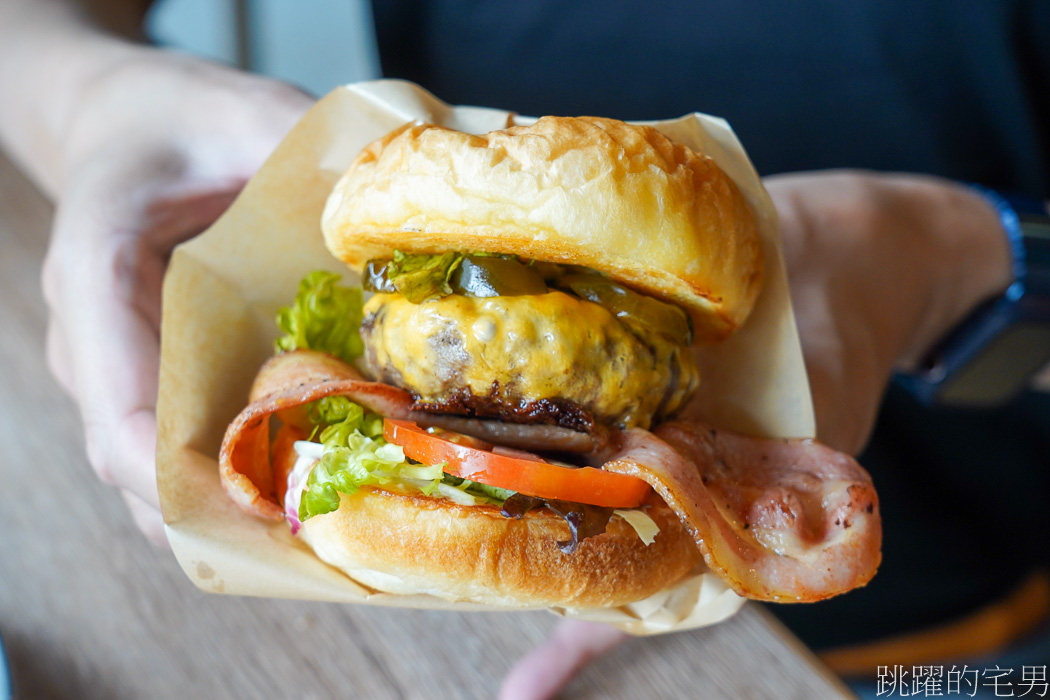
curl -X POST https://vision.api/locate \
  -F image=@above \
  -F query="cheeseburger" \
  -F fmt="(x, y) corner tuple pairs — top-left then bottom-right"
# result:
(219, 116), (881, 608)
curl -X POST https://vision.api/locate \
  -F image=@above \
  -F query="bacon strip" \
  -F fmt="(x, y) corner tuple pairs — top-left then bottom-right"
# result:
(218, 350), (418, 519)
(271, 424), (307, 506)
(221, 351), (881, 603)
(603, 423), (881, 602)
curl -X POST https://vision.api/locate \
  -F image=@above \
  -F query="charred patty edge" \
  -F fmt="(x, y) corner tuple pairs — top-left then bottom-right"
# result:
(410, 383), (597, 433)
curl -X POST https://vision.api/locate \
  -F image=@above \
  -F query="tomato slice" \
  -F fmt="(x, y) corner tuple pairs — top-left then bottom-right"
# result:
(383, 419), (651, 508)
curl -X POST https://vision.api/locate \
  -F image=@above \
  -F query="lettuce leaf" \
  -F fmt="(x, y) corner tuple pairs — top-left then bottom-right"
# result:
(298, 428), (426, 520)
(275, 271), (364, 364)
(296, 395), (519, 520)
(385, 250), (464, 303)
(298, 399), (423, 520)
(315, 396), (383, 441)
(443, 475), (515, 504)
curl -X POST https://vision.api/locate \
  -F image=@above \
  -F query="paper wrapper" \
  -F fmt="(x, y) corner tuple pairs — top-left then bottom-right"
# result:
(156, 79), (815, 635)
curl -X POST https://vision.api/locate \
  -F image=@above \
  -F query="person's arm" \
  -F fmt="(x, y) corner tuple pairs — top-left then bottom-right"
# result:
(771, 170), (1013, 453)
(0, 0), (132, 194)
(499, 170), (1014, 700)
(0, 0), (313, 542)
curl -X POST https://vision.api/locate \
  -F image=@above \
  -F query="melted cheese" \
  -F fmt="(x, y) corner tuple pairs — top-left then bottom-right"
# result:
(362, 291), (699, 428)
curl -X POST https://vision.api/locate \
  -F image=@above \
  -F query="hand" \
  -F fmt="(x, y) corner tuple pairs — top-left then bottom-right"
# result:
(40, 46), (312, 543)
(497, 170), (1014, 698)
(767, 170), (1012, 453)
(499, 620), (627, 700)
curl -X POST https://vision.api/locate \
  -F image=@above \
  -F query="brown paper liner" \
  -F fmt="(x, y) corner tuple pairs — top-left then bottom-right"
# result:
(156, 80), (814, 634)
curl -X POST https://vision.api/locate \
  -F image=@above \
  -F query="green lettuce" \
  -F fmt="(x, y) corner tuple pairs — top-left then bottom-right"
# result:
(275, 271), (364, 364)
(311, 396), (383, 440)
(297, 395), (518, 520)
(443, 476), (515, 503)
(385, 250), (464, 303)
(299, 399), (422, 520)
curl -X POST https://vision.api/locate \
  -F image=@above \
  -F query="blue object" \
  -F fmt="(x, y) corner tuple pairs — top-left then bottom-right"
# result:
(895, 190), (1050, 407)
(0, 630), (11, 700)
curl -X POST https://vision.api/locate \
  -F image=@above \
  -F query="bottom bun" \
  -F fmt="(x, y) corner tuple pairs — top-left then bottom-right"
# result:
(299, 487), (701, 608)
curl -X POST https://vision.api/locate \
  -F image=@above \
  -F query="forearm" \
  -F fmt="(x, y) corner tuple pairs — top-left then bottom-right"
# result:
(0, 0), (141, 196)
(770, 171), (1015, 451)
(782, 171), (1014, 371)
(872, 175), (1014, 371)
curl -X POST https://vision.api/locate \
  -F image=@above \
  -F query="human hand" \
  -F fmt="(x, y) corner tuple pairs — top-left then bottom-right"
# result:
(497, 170), (1014, 699)
(498, 620), (628, 700)
(40, 45), (312, 543)
(767, 170), (1012, 453)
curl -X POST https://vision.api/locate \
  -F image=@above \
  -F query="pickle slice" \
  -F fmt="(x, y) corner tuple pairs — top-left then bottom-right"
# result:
(362, 259), (397, 294)
(363, 252), (688, 345)
(362, 251), (462, 302)
(560, 274), (693, 346)
(451, 256), (548, 297)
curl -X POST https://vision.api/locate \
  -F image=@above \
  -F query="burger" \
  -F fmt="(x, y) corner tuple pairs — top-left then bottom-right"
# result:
(219, 116), (881, 609)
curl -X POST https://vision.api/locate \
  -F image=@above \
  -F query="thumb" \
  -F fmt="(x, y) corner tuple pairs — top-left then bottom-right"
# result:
(499, 620), (628, 700)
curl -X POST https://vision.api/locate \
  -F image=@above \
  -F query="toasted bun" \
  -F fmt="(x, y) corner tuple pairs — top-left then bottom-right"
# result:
(299, 487), (701, 608)
(322, 117), (763, 341)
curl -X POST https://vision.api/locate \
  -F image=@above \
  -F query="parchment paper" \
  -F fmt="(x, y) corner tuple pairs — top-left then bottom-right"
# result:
(156, 79), (815, 634)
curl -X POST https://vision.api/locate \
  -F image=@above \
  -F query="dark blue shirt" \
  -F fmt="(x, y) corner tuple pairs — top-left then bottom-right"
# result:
(372, 0), (1050, 649)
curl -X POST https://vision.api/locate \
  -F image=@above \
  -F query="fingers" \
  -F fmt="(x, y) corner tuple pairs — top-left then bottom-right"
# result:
(72, 285), (161, 508)
(765, 173), (890, 455)
(498, 620), (628, 700)
(37, 54), (314, 543)
(46, 177), (165, 507)
(121, 489), (169, 548)
(43, 249), (76, 395)
(49, 243), (166, 536)
(88, 408), (161, 508)
(45, 317), (75, 396)
(46, 180), (238, 539)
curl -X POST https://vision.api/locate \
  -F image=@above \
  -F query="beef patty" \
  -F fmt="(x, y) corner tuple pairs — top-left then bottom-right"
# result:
(360, 291), (699, 429)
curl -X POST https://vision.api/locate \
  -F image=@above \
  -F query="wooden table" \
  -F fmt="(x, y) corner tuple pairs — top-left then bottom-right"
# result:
(0, 148), (854, 700)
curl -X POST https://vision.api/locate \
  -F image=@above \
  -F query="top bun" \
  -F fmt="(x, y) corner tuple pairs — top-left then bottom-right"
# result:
(322, 116), (763, 340)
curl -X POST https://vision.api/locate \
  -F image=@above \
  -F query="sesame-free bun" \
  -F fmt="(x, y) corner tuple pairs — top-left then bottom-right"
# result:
(299, 487), (700, 608)
(321, 117), (763, 341)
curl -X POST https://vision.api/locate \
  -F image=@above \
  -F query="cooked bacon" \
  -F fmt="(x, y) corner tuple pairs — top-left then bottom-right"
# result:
(219, 350), (418, 519)
(271, 424), (308, 506)
(221, 351), (881, 603)
(247, 349), (361, 400)
(222, 414), (281, 519)
(602, 423), (881, 602)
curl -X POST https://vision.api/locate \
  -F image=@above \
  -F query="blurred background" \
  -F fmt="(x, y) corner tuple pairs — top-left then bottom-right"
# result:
(147, 0), (381, 96)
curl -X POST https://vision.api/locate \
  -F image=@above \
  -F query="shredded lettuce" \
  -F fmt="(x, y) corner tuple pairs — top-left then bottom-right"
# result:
(296, 397), (516, 521)
(275, 271), (364, 364)
(308, 396), (361, 427)
(298, 399), (423, 520)
(385, 250), (464, 303)
(443, 475), (515, 504)
(314, 396), (384, 441)
(299, 434), (414, 520)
